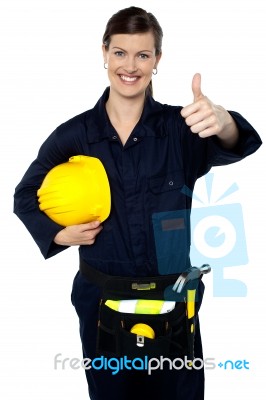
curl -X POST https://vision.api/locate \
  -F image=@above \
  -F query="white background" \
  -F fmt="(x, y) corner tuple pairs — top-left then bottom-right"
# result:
(1, 0), (265, 398)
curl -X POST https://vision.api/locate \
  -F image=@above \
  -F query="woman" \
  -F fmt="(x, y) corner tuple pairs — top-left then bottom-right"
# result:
(14, 6), (261, 400)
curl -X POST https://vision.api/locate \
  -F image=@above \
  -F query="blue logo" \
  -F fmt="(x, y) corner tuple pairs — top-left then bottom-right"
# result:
(187, 173), (248, 297)
(217, 359), (250, 370)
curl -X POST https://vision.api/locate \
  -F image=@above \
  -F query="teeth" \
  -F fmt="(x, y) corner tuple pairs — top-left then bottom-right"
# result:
(120, 75), (138, 82)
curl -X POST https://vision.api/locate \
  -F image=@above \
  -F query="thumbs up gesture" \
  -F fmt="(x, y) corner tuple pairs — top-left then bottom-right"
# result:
(181, 73), (239, 148)
(191, 72), (204, 103)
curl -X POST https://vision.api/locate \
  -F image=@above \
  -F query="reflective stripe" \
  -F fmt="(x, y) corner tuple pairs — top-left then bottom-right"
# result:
(105, 300), (120, 311)
(160, 301), (175, 314)
(105, 299), (176, 314)
(118, 299), (138, 313)
(136, 299), (163, 314)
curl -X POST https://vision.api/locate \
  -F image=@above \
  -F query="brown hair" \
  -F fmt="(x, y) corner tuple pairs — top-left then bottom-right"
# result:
(102, 6), (163, 97)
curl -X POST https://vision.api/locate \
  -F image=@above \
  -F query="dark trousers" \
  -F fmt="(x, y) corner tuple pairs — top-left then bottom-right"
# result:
(71, 271), (205, 400)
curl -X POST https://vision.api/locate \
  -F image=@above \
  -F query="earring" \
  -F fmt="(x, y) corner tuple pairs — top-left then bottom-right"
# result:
(104, 63), (108, 69)
(152, 68), (158, 75)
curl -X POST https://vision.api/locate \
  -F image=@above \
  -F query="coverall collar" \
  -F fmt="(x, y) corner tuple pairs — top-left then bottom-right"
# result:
(86, 87), (167, 143)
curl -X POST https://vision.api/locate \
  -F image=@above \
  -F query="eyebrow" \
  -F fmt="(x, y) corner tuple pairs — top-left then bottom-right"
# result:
(111, 46), (154, 54)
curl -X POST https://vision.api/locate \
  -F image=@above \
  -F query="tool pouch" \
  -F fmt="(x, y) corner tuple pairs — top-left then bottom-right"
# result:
(97, 297), (189, 359)
(79, 258), (204, 360)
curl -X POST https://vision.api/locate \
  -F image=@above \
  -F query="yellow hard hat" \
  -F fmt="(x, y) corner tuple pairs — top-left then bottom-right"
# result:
(37, 155), (111, 226)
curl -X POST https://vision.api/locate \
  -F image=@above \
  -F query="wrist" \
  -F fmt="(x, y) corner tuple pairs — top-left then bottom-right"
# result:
(216, 112), (239, 149)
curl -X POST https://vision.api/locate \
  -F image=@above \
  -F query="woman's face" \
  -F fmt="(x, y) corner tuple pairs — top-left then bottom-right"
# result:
(102, 32), (161, 99)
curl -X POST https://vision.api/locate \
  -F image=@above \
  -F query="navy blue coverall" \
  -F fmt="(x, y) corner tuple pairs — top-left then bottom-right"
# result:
(14, 88), (262, 399)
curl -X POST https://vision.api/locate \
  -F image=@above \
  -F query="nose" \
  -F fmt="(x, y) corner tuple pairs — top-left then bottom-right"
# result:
(124, 56), (137, 74)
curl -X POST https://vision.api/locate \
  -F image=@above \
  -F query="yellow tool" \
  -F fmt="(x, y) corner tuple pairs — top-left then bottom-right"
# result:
(186, 289), (196, 365)
(130, 323), (155, 339)
(187, 289), (196, 333)
(172, 265), (211, 360)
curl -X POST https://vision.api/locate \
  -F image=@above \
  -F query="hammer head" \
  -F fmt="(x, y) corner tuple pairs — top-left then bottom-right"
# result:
(172, 264), (211, 294)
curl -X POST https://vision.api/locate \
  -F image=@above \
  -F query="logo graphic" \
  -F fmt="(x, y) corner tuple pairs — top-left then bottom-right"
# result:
(217, 359), (250, 370)
(185, 173), (248, 297)
(54, 353), (250, 373)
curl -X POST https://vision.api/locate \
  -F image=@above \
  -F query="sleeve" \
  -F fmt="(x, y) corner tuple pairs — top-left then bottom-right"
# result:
(13, 115), (87, 259)
(179, 109), (262, 182)
(207, 110), (262, 167)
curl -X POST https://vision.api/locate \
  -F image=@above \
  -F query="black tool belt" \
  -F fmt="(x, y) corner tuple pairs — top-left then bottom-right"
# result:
(79, 258), (210, 360)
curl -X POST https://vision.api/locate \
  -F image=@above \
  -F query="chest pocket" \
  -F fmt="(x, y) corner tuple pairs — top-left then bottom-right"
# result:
(149, 170), (186, 211)
(149, 170), (191, 275)
(149, 171), (184, 193)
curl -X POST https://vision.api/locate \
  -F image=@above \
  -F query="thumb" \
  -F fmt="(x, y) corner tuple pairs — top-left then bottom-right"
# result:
(192, 73), (204, 102)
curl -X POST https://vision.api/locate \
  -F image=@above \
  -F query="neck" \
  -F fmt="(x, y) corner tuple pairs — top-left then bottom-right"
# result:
(105, 88), (146, 145)
(106, 88), (145, 125)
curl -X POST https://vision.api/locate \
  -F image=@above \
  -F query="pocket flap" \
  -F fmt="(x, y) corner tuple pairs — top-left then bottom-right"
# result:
(149, 171), (184, 194)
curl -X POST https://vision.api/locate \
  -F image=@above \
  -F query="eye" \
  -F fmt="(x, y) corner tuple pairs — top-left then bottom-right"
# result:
(138, 53), (149, 59)
(114, 51), (125, 57)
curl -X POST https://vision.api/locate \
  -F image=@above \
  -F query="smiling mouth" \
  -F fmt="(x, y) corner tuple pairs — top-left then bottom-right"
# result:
(119, 75), (140, 83)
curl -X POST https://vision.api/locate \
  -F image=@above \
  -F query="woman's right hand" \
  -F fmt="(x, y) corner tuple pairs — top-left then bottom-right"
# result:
(54, 220), (103, 246)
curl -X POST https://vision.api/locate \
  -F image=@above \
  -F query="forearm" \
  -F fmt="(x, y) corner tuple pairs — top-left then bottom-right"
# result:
(216, 108), (239, 149)
(13, 160), (69, 259)
(13, 201), (68, 259)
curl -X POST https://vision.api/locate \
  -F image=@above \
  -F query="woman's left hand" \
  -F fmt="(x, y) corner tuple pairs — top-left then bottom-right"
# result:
(181, 73), (239, 148)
